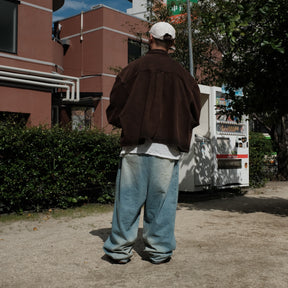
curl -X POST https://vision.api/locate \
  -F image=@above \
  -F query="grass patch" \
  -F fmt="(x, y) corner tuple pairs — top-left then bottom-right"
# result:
(51, 203), (114, 219)
(0, 203), (114, 224)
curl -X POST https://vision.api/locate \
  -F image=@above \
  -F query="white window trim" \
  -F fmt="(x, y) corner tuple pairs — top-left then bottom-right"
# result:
(61, 26), (148, 43)
(20, 1), (52, 13)
(0, 52), (64, 72)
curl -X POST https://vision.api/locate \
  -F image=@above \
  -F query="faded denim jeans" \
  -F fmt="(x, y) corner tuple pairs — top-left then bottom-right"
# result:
(103, 154), (179, 263)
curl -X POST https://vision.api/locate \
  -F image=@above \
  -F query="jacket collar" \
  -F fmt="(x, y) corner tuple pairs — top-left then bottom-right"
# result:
(147, 49), (168, 56)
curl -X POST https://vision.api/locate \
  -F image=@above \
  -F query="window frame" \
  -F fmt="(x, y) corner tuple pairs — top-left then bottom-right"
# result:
(128, 39), (149, 63)
(0, 0), (19, 54)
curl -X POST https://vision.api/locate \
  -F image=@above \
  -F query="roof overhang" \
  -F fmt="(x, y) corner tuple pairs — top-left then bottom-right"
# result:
(53, 0), (65, 12)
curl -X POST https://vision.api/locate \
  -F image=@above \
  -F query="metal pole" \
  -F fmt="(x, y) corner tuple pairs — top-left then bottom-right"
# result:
(187, 0), (194, 77)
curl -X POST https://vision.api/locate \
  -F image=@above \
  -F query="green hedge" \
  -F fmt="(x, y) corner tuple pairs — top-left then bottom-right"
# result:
(0, 123), (120, 213)
(249, 132), (276, 187)
(0, 122), (275, 213)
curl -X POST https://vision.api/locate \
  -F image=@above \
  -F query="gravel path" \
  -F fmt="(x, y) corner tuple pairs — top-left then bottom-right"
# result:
(1, 181), (288, 288)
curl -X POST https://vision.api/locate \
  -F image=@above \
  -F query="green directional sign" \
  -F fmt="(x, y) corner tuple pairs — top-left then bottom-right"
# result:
(167, 0), (198, 16)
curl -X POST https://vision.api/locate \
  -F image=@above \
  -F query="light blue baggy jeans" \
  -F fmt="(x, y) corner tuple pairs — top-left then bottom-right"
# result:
(103, 154), (179, 263)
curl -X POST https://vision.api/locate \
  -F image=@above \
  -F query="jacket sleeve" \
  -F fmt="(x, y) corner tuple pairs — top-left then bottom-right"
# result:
(106, 75), (129, 128)
(189, 79), (201, 129)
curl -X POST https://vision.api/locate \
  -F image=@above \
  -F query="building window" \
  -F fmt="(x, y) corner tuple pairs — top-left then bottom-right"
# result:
(51, 105), (59, 126)
(0, 0), (19, 54)
(128, 39), (149, 63)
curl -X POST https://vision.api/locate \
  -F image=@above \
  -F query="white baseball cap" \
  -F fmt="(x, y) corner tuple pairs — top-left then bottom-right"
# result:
(149, 22), (176, 40)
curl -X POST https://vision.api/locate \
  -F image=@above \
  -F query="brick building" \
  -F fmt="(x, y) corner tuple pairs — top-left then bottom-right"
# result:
(0, 0), (147, 130)
(0, 0), (80, 126)
(57, 4), (147, 130)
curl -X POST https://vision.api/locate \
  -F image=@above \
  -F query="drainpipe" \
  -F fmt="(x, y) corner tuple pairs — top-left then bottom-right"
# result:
(0, 71), (75, 101)
(0, 65), (80, 101)
(80, 11), (84, 41)
(0, 75), (70, 99)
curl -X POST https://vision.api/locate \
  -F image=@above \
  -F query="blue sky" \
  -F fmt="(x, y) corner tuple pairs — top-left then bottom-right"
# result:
(53, 0), (132, 22)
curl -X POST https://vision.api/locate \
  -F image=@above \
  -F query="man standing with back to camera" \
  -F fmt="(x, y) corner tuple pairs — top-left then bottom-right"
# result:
(103, 22), (201, 264)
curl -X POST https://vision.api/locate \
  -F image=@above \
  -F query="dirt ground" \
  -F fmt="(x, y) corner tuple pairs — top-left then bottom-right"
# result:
(1, 181), (288, 288)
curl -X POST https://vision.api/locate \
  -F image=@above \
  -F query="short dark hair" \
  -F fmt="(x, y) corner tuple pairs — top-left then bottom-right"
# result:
(153, 34), (174, 50)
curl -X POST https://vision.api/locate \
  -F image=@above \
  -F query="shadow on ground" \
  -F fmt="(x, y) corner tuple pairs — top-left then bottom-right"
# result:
(90, 228), (146, 260)
(178, 190), (288, 217)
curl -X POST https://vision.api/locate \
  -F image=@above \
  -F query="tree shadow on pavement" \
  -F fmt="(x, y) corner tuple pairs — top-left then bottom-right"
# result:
(178, 192), (288, 217)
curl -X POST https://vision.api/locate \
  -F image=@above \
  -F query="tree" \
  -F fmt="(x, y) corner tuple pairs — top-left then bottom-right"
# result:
(149, 0), (288, 179)
(196, 0), (288, 179)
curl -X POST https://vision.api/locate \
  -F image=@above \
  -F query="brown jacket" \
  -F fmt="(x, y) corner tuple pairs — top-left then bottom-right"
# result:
(106, 49), (201, 152)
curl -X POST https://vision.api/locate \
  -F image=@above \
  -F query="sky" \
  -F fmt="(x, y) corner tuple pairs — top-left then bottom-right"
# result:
(53, 0), (132, 22)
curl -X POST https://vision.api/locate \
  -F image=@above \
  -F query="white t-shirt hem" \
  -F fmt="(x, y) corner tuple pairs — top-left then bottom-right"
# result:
(120, 140), (181, 160)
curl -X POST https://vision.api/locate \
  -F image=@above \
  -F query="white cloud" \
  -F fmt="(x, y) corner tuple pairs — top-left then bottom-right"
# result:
(53, 0), (132, 22)
(53, 15), (65, 22)
(62, 0), (89, 11)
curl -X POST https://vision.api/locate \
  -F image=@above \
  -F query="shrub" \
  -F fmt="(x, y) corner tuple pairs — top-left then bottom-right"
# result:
(249, 132), (275, 187)
(0, 122), (120, 213)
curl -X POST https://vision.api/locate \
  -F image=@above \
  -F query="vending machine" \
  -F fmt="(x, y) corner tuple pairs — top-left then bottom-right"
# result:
(179, 85), (249, 192)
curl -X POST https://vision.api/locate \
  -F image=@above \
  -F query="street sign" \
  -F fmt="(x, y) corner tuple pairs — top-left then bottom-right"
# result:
(166, 0), (198, 76)
(167, 0), (198, 16)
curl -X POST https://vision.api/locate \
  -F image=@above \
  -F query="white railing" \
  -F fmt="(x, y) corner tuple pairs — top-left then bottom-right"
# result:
(0, 65), (80, 101)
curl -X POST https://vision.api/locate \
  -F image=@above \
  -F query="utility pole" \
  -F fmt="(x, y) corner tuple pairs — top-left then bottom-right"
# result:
(187, 0), (194, 77)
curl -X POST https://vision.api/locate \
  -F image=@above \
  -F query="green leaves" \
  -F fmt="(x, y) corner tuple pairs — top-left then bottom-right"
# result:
(261, 40), (285, 54)
(249, 132), (275, 187)
(195, 0), (288, 116)
(0, 123), (120, 213)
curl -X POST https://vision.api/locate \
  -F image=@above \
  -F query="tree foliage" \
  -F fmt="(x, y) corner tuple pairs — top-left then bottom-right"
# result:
(149, 0), (288, 179)
(196, 0), (288, 178)
(199, 0), (288, 114)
